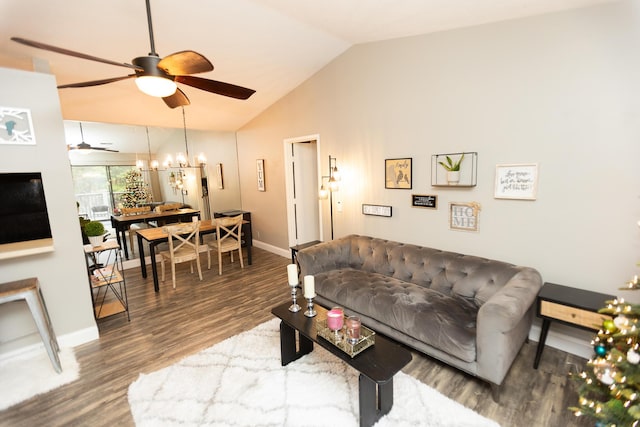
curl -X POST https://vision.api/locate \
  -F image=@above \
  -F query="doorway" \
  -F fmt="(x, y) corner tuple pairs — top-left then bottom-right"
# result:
(284, 135), (321, 247)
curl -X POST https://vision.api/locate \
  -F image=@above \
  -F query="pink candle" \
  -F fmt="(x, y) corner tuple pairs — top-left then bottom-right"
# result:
(346, 316), (361, 343)
(327, 308), (344, 331)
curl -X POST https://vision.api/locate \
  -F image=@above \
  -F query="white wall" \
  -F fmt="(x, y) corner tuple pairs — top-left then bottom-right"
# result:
(237, 2), (640, 308)
(0, 67), (97, 355)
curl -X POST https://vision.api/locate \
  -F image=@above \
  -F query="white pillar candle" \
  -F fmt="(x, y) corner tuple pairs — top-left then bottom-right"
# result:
(304, 275), (315, 299)
(287, 264), (298, 286)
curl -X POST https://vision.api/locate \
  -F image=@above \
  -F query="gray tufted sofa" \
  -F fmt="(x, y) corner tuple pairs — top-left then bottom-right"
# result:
(296, 234), (543, 398)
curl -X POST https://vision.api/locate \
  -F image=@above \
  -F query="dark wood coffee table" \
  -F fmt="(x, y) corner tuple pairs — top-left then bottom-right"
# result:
(271, 300), (412, 427)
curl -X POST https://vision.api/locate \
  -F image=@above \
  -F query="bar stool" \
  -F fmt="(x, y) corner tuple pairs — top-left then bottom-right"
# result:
(0, 278), (62, 373)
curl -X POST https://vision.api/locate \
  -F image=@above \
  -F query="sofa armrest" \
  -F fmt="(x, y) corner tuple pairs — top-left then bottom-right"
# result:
(297, 236), (355, 277)
(478, 267), (542, 333)
(476, 267), (542, 384)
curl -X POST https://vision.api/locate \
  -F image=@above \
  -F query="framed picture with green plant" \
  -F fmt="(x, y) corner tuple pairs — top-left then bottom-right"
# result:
(431, 152), (478, 187)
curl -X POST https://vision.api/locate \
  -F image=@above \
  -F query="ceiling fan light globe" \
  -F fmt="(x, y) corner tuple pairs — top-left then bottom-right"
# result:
(135, 76), (177, 97)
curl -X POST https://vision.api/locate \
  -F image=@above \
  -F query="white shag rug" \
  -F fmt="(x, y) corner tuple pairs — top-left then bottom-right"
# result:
(0, 346), (79, 411)
(128, 319), (499, 427)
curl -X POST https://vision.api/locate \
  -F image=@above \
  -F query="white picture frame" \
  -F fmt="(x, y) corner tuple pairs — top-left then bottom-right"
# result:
(494, 163), (538, 200)
(216, 163), (224, 189)
(0, 106), (36, 145)
(256, 159), (265, 191)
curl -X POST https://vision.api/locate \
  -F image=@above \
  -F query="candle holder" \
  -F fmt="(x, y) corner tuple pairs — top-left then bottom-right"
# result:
(304, 296), (317, 317)
(289, 285), (301, 312)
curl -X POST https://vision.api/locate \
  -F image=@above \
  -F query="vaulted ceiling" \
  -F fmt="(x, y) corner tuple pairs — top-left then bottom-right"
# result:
(0, 0), (615, 131)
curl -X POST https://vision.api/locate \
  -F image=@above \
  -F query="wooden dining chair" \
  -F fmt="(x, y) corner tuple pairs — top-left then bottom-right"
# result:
(121, 206), (152, 255)
(159, 222), (209, 289)
(213, 214), (244, 275)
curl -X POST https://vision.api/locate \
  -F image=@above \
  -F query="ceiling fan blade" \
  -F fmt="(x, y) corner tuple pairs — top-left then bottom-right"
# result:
(163, 88), (190, 109)
(175, 75), (255, 100)
(70, 142), (119, 153)
(58, 75), (135, 89)
(158, 51), (213, 76)
(11, 37), (142, 71)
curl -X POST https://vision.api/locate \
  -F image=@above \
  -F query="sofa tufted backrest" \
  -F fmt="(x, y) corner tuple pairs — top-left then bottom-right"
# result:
(341, 234), (522, 306)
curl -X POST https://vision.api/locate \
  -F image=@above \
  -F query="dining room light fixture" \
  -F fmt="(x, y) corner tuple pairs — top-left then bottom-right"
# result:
(318, 155), (341, 240)
(137, 126), (163, 171)
(163, 107), (207, 169)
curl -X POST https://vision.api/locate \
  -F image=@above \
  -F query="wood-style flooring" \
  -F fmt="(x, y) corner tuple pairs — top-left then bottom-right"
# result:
(0, 247), (591, 427)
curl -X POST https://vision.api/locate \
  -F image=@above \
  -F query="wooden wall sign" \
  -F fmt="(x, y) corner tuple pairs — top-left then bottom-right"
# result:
(362, 204), (392, 217)
(449, 202), (481, 232)
(412, 194), (437, 209)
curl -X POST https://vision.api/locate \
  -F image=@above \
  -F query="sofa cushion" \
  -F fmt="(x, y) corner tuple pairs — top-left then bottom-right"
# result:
(343, 235), (520, 307)
(315, 268), (478, 363)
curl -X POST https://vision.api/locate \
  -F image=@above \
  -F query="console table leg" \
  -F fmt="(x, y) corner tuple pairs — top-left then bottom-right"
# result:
(359, 374), (393, 427)
(534, 318), (551, 369)
(279, 321), (313, 366)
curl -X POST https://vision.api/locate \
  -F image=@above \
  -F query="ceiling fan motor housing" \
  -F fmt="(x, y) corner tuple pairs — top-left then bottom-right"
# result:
(133, 55), (174, 80)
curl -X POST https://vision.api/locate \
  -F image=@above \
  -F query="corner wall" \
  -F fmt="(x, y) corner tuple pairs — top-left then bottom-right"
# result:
(236, 1), (640, 355)
(0, 67), (97, 355)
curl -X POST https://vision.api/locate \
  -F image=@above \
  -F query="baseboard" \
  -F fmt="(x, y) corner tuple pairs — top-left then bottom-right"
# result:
(0, 325), (99, 363)
(528, 323), (593, 360)
(252, 240), (290, 259)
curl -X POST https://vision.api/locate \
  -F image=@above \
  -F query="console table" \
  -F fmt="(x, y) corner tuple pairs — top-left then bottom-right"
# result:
(534, 282), (614, 368)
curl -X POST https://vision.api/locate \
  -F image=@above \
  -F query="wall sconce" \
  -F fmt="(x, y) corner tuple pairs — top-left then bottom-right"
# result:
(318, 155), (341, 239)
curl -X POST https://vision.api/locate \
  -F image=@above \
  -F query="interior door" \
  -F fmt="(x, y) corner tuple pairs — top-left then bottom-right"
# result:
(285, 139), (320, 246)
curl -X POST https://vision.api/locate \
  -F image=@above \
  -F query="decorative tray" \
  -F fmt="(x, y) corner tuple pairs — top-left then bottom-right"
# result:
(316, 318), (375, 358)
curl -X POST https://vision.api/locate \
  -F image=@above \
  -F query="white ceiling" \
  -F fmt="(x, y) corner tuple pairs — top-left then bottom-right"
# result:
(0, 0), (615, 132)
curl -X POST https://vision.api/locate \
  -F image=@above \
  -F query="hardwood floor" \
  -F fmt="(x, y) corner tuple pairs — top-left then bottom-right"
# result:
(1, 247), (591, 427)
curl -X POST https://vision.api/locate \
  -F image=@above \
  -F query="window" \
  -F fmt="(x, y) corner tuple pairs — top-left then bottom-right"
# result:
(72, 166), (137, 220)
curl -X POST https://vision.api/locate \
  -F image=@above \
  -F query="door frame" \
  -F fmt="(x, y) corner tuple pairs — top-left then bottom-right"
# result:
(283, 134), (322, 247)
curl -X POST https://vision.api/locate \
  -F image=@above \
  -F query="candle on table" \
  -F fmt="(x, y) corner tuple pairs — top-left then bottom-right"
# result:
(346, 316), (361, 343)
(327, 307), (344, 331)
(304, 275), (315, 299)
(287, 264), (298, 286)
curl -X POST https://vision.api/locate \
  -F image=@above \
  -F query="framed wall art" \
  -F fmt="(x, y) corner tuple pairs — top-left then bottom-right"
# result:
(412, 194), (437, 209)
(494, 163), (538, 200)
(385, 158), (412, 189)
(216, 163), (224, 189)
(362, 204), (392, 217)
(256, 159), (265, 191)
(431, 152), (477, 187)
(449, 202), (481, 232)
(0, 106), (36, 145)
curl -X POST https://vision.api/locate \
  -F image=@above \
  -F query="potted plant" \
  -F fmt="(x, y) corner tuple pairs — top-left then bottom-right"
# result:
(84, 221), (106, 247)
(438, 154), (465, 185)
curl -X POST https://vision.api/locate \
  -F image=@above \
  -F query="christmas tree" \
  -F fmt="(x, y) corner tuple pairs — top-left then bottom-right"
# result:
(121, 169), (152, 208)
(570, 272), (640, 426)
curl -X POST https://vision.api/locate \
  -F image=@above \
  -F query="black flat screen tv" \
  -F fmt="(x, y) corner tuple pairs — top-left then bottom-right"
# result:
(0, 172), (53, 245)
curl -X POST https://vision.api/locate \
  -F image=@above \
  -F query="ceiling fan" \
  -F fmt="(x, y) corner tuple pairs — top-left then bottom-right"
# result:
(11, 0), (255, 109)
(68, 122), (119, 153)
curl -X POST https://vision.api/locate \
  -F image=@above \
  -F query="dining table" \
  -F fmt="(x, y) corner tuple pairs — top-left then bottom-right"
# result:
(110, 208), (200, 259)
(136, 218), (252, 292)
